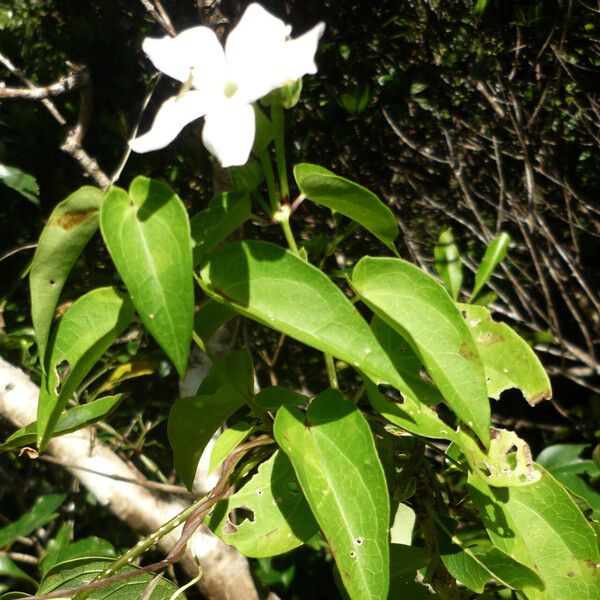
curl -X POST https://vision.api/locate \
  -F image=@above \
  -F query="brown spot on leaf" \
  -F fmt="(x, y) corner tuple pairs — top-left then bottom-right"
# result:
(528, 389), (552, 405)
(459, 342), (477, 360)
(477, 331), (504, 346)
(56, 209), (97, 230)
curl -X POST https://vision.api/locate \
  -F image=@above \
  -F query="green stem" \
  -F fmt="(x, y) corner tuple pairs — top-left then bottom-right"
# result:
(280, 214), (299, 255)
(258, 149), (280, 214)
(271, 103), (289, 201)
(324, 353), (339, 389)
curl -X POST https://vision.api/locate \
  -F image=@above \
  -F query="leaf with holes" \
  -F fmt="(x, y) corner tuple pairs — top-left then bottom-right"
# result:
(351, 257), (490, 446)
(294, 163), (398, 252)
(459, 304), (551, 404)
(274, 389), (390, 600)
(100, 177), (193, 377)
(30, 186), (104, 365)
(1, 395), (122, 452)
(37, 287), (134, 451)
(208, 450), (319, 557)
(199, 241), (424, 403)
(468, 469), (600, 599)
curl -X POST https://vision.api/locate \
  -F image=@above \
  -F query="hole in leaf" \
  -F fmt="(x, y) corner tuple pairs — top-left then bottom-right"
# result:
(53, 359), (72, 395)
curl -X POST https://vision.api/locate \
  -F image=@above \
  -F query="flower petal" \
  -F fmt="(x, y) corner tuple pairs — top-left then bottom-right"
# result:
(143, 26), (226, 91)
(129, 90), (210, 153)
(202, 103), (255, 167)
(225, 4), (293, 101)
(280, 22), (325, 82)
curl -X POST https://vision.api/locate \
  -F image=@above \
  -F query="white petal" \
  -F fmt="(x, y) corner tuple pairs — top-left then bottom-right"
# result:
(202, 103), (255, 167)
(225, 4), (292, 101)
(143, 26), (226, 91)
(129, 90), (210, 153)
(280, 22), (325, 82)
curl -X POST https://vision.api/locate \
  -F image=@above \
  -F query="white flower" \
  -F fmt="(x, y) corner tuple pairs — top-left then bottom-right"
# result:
(129, 3), (325, 167)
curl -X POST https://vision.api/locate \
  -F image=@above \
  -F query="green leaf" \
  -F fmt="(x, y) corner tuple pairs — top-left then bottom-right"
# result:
(469, 469), (600, 599)
(168, 351), (253, 490)
(190, 191), (251, 267)
(38, 558), (177, 599)
(1, 395), (122, 452)
(389, 545), (434, 599)
(208, 450), (319, 557)
(194, 300), (237, 350)
(100, 177), (193, 377)
(37, 287), (134, 451)
(434, 228), (463, 301)
(351, 257), (490, 446)
(0, 494), (65, 548)
(199, 241), (425, 403)
(436, 521), (544, 593)
(537, 444), (600, 517)
(30, 186), (104, 365)
(254, 386), (308, 411)
(0, 557), (36, 585)
(471, 232), (511, 300)
(370, 315), (443, 406)
(274, 389), (390, 600)
(364, 378), (456, 442)
(389, 503), (416, 545)
(293, 163), (398, 252)
(0, 162), (39, 204)
(459, 303), (552, 404)
(208, 420), (256, 475)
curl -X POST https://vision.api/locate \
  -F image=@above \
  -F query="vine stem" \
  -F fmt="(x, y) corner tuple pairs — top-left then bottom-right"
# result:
(27, 436), (275, 600)
(271, 103), (289, 201)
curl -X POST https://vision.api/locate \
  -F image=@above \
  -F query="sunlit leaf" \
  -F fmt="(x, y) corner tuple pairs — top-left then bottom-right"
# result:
(1, 395), (122, 452)
(208, 450), (319, 557)
(101, 177), (193, 377)
(30, 186), (104, 365)
(37, 287), (134, 451)
(434, 228), (463, 301)
(459, 303), (551, 404)
(471, 232), (510, 300)
(274, 389), (390, 600)
(294, 163), (398, 252)
(351, 256), (490, 446)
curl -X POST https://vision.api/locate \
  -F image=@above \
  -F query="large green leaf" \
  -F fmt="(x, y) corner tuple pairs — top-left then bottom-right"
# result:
(434, 228), (463, 301)
(468, 470), (600, 599)
(208, 450), (319, 557)
(199, 241), (425, 403)
(293, 163), (398, 252)
(30, 186), (104, 365)
(471, 232), (511, 300)
(459, 303), (551, 404)
(168, 351), (253, 490)
(274, 389), (390, 600)
(0, 494), (65, 548)
(436, 519), (544, 593)
(37, 287), (134, 451)
(100, 177), (193, 377)
(37, 558), (177, 599)
(351, 257), (490, 446)
(1, 395), (122, 452)
(190, 191), (251, 266)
